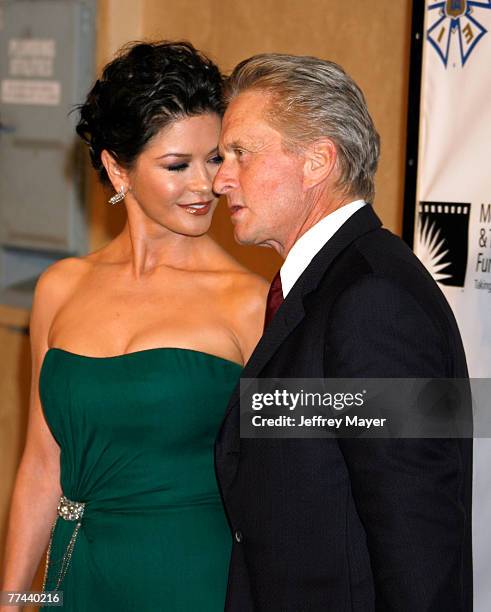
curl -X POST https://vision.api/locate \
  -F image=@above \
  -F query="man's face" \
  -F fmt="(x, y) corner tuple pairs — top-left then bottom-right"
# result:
(214, 90), (306, 253)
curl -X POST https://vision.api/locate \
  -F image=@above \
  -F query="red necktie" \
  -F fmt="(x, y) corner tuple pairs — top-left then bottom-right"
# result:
(264, 271), (284, 329)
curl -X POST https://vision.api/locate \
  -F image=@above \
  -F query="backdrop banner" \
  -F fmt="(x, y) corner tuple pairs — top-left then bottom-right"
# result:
(414, 2), (491, 609)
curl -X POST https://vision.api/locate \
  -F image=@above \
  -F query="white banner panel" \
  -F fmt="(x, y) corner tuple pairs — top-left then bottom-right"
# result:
(415, 2), (491, 609)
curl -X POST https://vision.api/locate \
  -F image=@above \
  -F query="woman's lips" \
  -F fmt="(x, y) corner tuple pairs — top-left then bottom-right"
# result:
(178, 201), (212, 215)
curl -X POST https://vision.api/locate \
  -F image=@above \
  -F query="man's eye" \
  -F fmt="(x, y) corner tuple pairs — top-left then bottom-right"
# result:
(234, 148), (246, 158)
(166, 163), (188, 172)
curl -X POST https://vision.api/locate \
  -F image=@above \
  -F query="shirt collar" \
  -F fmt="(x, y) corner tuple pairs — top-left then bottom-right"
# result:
(280, 200), (367, 298)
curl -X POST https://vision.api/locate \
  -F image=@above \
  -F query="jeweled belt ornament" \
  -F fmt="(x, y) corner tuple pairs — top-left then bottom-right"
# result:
(42, 495), (85, 591)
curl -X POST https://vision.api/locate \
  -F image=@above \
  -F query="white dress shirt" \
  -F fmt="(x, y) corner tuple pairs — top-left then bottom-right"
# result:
(280, 200), (367, 298)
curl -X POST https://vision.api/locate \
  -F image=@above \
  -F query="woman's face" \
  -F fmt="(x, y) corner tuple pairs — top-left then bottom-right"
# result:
(126, 113), (222, 236)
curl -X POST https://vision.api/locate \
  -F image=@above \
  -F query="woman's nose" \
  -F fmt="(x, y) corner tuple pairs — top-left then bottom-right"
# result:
(189, 167), (213, 195)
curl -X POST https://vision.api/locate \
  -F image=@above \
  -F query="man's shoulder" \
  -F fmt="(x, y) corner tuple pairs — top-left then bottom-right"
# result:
(314, 223), (455, 325)
(312, 206), (425, 284)
(347, 226), (438, 293)
(354, 226), (419, 268)
(314, 222), (465, 353)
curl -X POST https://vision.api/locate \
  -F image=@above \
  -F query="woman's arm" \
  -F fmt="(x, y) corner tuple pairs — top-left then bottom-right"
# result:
(1, 270), (63, 600)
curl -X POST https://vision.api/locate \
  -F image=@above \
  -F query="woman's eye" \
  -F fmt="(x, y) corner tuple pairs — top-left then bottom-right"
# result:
(166, 163), (188, 172)
(208, 155), (223, 165)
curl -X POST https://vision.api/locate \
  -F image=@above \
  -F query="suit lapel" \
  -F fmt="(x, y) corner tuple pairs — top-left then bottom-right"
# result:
(241, 279), (305, 379)
(242, 205), (382, 380)
(216, 205), (382, 486)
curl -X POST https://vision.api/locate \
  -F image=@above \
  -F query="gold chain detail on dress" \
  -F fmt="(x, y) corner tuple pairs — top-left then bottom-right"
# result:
(42, 496), (85, 592)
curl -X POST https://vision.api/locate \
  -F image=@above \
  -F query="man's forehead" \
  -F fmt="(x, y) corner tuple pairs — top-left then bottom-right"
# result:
(221, 89), (274, 144)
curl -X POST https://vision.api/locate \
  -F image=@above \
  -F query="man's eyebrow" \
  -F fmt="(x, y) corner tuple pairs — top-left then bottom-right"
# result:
(222, 139), (249, 151)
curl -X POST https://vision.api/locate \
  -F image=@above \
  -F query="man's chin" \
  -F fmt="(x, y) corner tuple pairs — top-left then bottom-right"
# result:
(234, 231), (274, 249)
(232, 224), (254, 245)
(233, 231), (254, 246)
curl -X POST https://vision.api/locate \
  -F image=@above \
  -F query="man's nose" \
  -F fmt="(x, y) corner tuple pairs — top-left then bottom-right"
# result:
(213, 159), (236, 195)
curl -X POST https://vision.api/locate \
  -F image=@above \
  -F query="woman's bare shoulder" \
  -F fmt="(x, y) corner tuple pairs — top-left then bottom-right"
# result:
(215, 254), (269, 303)
(222, 270), (268, 362)
(210, 246), (269, 315)
(36, 256), (90, 297)
(31, 256), (91, 328)
(208, 241), (269, 290)
(231, 269), (269, 303)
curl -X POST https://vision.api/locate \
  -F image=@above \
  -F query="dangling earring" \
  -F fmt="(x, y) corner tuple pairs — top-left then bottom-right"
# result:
(108, 186), (127, 205)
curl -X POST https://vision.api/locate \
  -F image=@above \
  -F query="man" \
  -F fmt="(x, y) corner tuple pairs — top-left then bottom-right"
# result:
(213, 54), (472, 611)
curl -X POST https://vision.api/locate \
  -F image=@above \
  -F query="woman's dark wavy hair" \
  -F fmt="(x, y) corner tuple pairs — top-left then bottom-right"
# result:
(76, 41), (224, 185)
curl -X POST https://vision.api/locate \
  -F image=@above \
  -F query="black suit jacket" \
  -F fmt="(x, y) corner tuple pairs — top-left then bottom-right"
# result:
(215, 205), (472, 611)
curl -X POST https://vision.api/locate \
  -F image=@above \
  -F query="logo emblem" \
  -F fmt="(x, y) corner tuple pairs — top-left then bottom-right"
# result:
(427, 0), (491, 67)
(446, 0), (467, 18)
(415, 202), (471, 287)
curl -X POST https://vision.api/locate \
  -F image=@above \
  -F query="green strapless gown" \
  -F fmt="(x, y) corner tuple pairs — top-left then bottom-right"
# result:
(39, 347), (241, 611)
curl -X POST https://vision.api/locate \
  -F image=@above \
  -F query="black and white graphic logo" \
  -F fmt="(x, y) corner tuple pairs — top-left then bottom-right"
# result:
(416, 201), (471, 287)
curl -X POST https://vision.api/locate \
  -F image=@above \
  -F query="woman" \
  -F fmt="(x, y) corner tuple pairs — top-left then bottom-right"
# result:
(0, 41), (267, 611)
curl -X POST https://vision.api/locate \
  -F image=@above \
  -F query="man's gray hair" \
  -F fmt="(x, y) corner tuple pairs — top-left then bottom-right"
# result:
(225, 53), (380, 203)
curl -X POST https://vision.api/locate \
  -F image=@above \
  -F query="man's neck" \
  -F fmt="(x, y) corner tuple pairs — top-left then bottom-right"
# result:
(279, 199), (367, 297)
(281, 193), (356, 258)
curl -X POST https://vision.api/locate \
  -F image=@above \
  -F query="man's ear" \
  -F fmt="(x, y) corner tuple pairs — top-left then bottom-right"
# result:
(302, 138), (337, 191)
(101, 150), (130, 192)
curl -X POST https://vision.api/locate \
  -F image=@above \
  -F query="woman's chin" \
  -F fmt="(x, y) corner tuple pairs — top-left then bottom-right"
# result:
(175, 220), (214, 238)
(142, 211), (214, 238)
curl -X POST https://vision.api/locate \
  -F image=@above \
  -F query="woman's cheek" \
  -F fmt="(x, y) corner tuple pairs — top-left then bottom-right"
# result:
(159, 175), (186, 201)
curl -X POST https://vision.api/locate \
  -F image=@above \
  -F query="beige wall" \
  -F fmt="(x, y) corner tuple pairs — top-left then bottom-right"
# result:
(1, 0), (412, 586)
